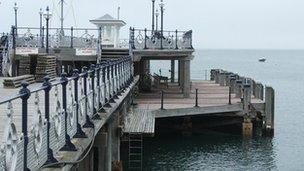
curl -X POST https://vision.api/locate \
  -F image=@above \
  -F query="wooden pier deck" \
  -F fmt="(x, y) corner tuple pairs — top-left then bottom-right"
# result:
(123, 108), (155, 135)
(0, 77), (61, 140)
(135, 80), (264, 118)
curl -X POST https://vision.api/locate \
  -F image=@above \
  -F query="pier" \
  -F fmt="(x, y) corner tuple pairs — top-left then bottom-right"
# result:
(134, 69), (274, 137)
(0, 1), (276, 171)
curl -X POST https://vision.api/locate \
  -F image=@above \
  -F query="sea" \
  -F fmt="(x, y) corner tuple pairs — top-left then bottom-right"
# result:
(145, 49), (304, 171)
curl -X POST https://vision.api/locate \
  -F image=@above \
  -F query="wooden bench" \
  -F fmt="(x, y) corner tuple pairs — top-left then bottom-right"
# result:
(153, 74), (168, 89)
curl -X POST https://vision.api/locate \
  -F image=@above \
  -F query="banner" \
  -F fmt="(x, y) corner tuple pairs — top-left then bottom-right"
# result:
(76, 48), (97, 56)
(16, 47), (39, 55)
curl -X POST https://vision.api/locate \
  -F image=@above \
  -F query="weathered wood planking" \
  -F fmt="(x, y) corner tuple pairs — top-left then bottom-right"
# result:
(136, 80), (264, 110)
(123, 108), (155, 135)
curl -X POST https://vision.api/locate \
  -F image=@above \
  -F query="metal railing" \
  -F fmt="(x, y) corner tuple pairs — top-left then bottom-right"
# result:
(0, 32), (12, 77)
(0, 56), (134, 170)
(129, 28), (193, 50)
(14, 26), (101, 49)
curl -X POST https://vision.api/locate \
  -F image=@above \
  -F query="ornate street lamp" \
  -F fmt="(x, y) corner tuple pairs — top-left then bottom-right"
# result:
(155, 9), (159, 31)
(39, 8), (43, 47)
(39, 8), (43, 32)
(44, 6), (52, 53)
(152, 0), (155, 33)
(13, 2), (18, 35)
(159, 0), (164, 49)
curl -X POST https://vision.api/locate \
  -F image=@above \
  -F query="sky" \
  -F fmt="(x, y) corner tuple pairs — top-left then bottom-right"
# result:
(0, 0), (303, 49)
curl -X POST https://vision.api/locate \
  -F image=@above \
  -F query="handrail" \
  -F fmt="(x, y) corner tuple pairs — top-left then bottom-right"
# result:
(0, 55), (134, 170)
(129, 27), (193, 50)
(17, 26), (99, 31)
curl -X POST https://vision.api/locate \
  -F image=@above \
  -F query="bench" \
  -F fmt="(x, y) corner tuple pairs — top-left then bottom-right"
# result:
(153, 74), (168, 89)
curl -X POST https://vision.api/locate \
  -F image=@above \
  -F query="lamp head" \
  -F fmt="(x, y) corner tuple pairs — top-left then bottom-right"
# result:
(43, 6), (52, 19)
(13, 2), (18, 11)
(155, 9), (159, 16)
(159, 0), (164, 8)
(39, 8), (43, 15)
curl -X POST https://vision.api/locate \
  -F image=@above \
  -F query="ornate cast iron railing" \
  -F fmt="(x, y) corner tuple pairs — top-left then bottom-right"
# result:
(14, 27), (101, 49)
(0, 31), (13, 77)
(0, 56), (134, 170)
(129, 28), (193, 50)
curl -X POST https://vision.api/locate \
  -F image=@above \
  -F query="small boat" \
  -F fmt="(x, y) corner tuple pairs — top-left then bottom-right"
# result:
(259, 58), (266, 62)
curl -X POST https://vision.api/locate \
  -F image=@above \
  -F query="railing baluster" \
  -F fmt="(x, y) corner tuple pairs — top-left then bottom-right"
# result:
(82, 67), (94, 128)
(91, 64), (101, 120)
(129, 56), (134, 83)
(160, 90), (164, 110)
(144, 28), (147, 49)
(175, 29), (178, 49)
(117, 60), (122, 96)
(72, 69), (87, 138)
(43, 76), (59, 164)
(70, 27), (73, 48)
(96, 64), (102, 109)
(60, 73), (77, 151)
(113, 60), (119, 99)
(19, 82), (31, 171)
(103, 62), (111, 108)
(195, 88), (199, 107)
(111, 61), (115, 96)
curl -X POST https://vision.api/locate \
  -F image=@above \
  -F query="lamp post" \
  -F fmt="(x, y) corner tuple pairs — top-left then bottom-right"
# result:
(39, 8), (43, 47)
(151, 0), (155, 33)
(60, 0), (64, 36)
(155, 9), (159, 31)
(13, 2), (18, 35)
(44, 6), (52, 54)
(159, 0), (164, 49)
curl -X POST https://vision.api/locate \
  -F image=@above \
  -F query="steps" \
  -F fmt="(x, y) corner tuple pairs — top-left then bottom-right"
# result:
(101, 48), (129, 59)
(128, 133), (143, 170)
(3, 74), (35, 88)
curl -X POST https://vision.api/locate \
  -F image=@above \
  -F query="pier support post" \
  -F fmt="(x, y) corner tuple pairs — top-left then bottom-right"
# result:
(111, 112), (120, 163)
(170, 60), (175, 83)
(264, 86), (275, 136)
(235, 80), (243, 98)
(243, 83), (251, 112)
(182, 60), (191, 98)
(214, 70), (220, 84)
(178, 60), (182, 86)
(94, 130), (108, 171)
(242, 121), (253, 137)
(229, 76), (236, 93)
(219, 72), (225, 86)
(105, 123), (112, 171)
(210, 69), (216, 81)
(242, 83), (252, 137)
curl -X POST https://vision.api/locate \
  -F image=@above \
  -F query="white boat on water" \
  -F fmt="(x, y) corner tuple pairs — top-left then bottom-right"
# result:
(259, 58), (266, 62)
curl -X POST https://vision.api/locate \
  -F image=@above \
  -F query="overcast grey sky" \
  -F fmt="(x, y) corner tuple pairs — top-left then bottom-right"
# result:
(0, 0), (303, 49)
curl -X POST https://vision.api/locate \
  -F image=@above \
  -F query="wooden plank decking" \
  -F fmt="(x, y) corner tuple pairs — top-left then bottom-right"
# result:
(123, 108), (155, 135)
(136, 80), (264, 112)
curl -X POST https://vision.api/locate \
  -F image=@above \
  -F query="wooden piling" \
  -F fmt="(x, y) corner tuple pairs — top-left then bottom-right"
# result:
(264, 86), (275, 136)
(235, 80), (243, 98)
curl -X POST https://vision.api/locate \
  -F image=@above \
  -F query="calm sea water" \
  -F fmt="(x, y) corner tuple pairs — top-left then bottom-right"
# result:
(146, 49), (304, 171)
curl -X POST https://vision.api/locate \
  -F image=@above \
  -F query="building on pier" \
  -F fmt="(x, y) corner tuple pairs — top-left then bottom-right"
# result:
(90, 14), (126, 48)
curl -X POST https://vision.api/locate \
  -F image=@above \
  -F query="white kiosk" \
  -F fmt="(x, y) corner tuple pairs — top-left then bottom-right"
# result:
(90, 14), (126, 48)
